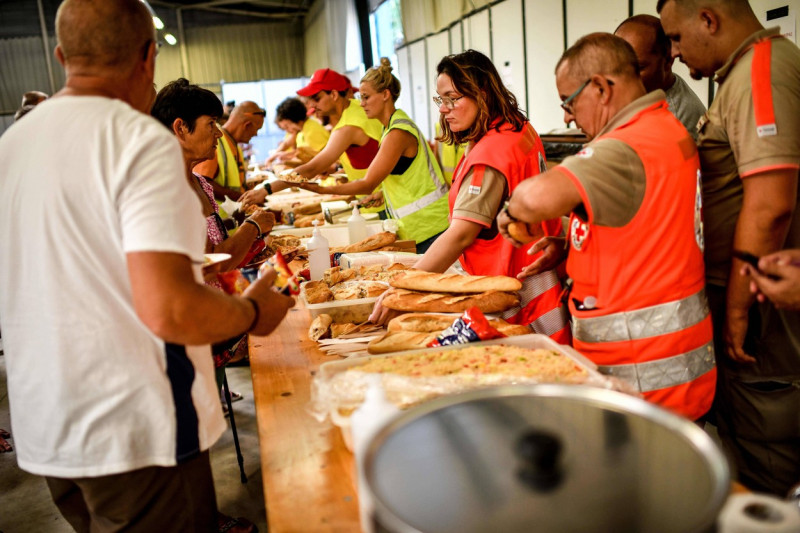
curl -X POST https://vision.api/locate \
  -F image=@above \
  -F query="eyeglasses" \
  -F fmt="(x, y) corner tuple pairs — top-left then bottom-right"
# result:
(432, 94), (464, 110)
(243, 110), (266, 117)
(560, 79), (591, 114)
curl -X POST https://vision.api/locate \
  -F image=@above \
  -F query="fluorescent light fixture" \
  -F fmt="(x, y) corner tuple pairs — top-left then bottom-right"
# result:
(164, 33), (177, 45)
(153, 16), (164, 29)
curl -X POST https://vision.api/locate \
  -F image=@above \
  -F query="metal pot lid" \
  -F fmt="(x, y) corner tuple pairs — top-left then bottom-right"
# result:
(363, 384), (729, 533)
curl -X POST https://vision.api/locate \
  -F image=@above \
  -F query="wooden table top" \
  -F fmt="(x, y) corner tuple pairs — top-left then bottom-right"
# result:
(249, 305), (361, 533)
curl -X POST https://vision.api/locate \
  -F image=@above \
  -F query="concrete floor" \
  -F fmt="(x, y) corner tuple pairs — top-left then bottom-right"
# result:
(0, 351), (268, 533)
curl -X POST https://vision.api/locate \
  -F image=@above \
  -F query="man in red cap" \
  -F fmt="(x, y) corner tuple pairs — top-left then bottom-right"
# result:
(240, 68), (384, 209)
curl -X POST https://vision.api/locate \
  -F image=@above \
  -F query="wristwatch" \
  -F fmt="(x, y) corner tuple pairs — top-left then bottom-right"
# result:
(263, 182), (273, 195)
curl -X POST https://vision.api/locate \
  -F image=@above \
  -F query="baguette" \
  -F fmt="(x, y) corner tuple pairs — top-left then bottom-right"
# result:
(367, 331), (439, 354)
(391, 271), (522, 293)
(292, 202), (322, 216)
(382, 288), (519, 313)
(387, 313), (532, 336)
(341, 231), (396, 253)
(308, 314), (333, 341)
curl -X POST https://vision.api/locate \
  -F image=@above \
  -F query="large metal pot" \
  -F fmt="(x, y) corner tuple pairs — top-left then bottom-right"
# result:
(362, 385), (730, 533)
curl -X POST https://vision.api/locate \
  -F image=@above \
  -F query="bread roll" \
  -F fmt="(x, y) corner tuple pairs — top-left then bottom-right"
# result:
(308, 314), (333, 341)
(390, 271), (522, 294)
(507, 221), (542, 244)
(382, 288), (519, 313)
(367, 331), (439, 354)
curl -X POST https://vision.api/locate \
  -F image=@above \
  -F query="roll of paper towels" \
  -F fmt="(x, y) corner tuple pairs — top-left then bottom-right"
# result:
(718, 493), (800, 533)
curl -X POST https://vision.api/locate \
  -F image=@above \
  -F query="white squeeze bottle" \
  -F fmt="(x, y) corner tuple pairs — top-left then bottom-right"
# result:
(306, 220), (330, 281)
(351, 375), (400, 533)
(347, 201), (368, 244)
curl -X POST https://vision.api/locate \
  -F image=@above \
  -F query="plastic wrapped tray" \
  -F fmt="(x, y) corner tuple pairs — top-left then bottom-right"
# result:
(308, 335), (633, 450)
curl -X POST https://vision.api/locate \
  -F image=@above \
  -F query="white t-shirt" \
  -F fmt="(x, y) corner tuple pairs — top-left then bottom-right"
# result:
(0, 97), (225, 478)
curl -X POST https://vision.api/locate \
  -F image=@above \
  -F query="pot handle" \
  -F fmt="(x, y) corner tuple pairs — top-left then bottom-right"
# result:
(515, 429), (563, 492)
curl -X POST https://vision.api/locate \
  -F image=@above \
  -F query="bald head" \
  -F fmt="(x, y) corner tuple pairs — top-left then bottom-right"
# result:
(615, 15), (674, 93)
(56, 0), (155, 71)
(656, 0), (754, 16)
(556, 32), (640, 82)
(224, 101), (266, 143)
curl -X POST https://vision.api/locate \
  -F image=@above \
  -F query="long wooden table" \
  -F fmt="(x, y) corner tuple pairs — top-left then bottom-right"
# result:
(249, 305), (361, 532)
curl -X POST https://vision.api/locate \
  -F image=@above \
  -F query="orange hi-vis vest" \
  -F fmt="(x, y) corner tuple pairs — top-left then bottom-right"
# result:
(564, 100), (715, 420)
(448, 122), (570, 343)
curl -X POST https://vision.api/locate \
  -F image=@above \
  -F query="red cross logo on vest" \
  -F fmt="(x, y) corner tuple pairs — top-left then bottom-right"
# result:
(570, 217), (589, 251)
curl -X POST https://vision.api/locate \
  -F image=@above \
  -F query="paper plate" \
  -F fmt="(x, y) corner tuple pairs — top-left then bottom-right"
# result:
(203, 253), (231, 267)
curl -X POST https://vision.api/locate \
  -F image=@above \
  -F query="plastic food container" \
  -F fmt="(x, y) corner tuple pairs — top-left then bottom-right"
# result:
(300, 283), (382, 324)
(272, 220), (385, 247)
(309, 335), (619, 451)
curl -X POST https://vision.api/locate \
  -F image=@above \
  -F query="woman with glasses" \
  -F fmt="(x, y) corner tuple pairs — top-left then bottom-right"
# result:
(370, 50), (570, 343)
(291, 58), (449, 251)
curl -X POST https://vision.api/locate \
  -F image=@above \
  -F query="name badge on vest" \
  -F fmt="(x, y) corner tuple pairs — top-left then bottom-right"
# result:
(570, 217), (590, 251)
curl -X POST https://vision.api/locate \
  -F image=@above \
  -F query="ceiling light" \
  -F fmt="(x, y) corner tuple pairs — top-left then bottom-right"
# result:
(164, 33), (177, 45)
(153, 16), (164, 30)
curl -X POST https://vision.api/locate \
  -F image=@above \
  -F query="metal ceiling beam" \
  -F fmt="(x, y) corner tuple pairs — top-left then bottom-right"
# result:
(184, 0), (307, 10)
(184, 5), (300, 19)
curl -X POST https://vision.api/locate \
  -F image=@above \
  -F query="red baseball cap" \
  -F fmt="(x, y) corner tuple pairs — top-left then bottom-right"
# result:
(297, 68), (358, 96)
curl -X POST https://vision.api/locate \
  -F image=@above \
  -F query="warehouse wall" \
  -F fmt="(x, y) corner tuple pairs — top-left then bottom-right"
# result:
(394, 0), (800, 139)
(0, 17), (304, 133)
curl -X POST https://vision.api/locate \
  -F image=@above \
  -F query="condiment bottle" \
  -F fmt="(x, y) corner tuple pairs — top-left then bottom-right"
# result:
(351, 375), (399, 533)
(347, 201), (368, 245)
(306, 220), (330, 281)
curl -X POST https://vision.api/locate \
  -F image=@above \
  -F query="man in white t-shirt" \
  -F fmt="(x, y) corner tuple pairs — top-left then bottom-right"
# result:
(0, 0), (293, 530)
(615, 14), (706, 140)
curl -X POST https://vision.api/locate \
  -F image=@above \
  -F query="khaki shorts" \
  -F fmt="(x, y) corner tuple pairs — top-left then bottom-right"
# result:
(46, 450), (217, 533)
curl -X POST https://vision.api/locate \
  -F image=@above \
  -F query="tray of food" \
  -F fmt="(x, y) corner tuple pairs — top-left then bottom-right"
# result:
(300, 263), (410, 323)
(308, 334), (627, 451)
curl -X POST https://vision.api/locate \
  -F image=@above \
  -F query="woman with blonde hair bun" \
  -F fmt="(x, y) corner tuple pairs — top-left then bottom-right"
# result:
(295, 58), (449, 252)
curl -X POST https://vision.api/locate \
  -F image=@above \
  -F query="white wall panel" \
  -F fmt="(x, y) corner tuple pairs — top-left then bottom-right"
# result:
(492, 0), (528, 116)
(450, 21), (463, 54)
(566, 0), (627, 45)
(425, 31), (450, 139)
(525, 0), (566, 133)
(408, 40), (432, 143)
(395, 46), (414, 124)
(463, 9), (491, 57)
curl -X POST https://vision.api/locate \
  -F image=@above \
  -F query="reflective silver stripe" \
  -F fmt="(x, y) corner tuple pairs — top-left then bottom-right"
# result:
(386, 118), (450, 220)
(500, 270), (568, 336)
(443, 165), (456, 173)
(597, 341), (715, 392)
(572, 288), (709, 343)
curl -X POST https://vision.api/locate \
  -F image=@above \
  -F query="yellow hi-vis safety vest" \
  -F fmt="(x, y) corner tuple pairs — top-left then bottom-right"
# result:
(296, 118), (330, 152)
(382, 109), (449, 243)
(333, 98), (384, 213)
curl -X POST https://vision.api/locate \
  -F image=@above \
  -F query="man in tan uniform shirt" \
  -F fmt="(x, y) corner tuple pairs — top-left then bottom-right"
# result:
(660, 0), (800, 495)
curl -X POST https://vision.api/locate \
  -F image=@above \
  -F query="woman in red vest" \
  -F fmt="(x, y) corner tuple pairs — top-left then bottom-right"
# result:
(371, 50), (570, 343)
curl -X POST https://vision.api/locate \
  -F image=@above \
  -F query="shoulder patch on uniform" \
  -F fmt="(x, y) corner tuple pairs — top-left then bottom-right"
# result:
(576, 147), (594, 159)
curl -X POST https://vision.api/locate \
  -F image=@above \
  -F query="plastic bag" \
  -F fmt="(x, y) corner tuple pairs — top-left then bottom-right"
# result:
(427, 307), (506, 347)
